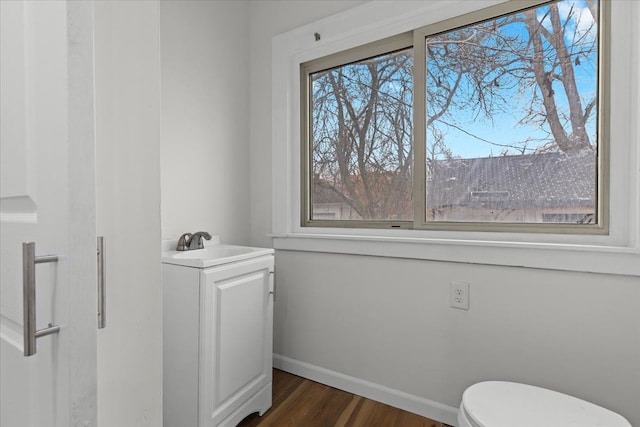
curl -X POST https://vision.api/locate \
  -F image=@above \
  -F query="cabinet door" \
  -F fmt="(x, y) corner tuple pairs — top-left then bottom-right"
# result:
(200, 256), (274, 426)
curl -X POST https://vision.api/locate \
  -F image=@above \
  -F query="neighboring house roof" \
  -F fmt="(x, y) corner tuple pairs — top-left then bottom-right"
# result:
(313, 179), (348, 204)
(427, 150), (596, 210)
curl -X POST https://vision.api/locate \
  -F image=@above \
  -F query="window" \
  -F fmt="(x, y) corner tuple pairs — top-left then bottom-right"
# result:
(302, 0), (605, 234)
(302, 35), (414, 227)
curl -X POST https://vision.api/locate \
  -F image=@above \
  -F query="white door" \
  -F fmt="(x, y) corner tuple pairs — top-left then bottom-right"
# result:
(0, 1), (97, 426)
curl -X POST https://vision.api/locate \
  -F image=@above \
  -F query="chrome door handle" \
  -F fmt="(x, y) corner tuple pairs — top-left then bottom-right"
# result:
(97, 236), (106, 329)
(269, 270), (275, 301)
(22, 242), (60, 357)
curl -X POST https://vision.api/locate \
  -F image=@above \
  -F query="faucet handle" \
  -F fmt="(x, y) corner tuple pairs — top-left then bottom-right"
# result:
(188, 231), (212, 250)
(176, 233), (192, 251)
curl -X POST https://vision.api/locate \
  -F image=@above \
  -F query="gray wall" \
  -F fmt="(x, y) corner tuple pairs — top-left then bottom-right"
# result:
(247, 1), (640, 426)
(274, 251), (640, 424)
(161, 0), (251, 245)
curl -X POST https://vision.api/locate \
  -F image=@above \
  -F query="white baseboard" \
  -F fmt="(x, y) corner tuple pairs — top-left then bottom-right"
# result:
(273, 354), (459, 426)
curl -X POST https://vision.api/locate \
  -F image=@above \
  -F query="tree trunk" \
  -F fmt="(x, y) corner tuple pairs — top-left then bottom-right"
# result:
(524, 9), (590, 152)
(548, 4), (591, 150)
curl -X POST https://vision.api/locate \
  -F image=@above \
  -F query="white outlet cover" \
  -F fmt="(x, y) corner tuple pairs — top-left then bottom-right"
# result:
(450, 281), (469, 310)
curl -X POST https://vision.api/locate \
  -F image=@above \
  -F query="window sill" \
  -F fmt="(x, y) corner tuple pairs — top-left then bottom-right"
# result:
(271, 232), (640, 277)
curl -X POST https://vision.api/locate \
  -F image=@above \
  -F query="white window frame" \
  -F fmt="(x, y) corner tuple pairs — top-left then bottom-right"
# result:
(271, 0), (640, 276)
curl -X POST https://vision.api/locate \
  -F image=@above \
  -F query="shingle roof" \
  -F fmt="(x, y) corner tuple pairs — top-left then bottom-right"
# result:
(313, 179), (346, 204)
(427, 150), (596, 209)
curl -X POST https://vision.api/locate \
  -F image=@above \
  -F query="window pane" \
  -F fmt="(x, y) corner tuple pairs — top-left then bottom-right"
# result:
(310, 47), (413, 221)
(425, 0), (599, 224)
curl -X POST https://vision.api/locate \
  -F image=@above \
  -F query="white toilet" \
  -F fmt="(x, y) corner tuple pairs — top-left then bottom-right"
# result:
(458, 381), (632, 427)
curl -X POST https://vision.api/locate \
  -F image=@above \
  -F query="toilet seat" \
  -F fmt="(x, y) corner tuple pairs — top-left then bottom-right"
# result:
(458, 381), (631, 427)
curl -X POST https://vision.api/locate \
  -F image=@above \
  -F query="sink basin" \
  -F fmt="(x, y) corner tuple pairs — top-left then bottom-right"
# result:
(162, 243), (274, 268)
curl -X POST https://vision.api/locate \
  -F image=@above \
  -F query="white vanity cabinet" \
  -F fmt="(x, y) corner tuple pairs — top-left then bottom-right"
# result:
(163, 253), (274, 427)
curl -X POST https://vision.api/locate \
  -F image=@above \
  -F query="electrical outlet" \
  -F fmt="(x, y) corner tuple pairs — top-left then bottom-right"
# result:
(450, 282), (469, 310)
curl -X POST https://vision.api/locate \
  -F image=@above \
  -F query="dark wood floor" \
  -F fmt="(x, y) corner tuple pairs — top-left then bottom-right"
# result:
(237, 369), (452, 427)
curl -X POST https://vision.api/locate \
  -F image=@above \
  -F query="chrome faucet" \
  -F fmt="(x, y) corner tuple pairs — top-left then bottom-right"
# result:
(176, 233), (192, 251)
(188, 231), (212, 250)
(176, 231), (212, 251)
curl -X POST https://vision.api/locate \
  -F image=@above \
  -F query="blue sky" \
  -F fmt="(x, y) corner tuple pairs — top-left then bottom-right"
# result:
(429, 0), (598, 159)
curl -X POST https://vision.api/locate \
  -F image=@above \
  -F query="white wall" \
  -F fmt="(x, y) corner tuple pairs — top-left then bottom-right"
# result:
(248, 2), (640, 426)
(94, 2), (162, 425)
(161, 0), (251, 245)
